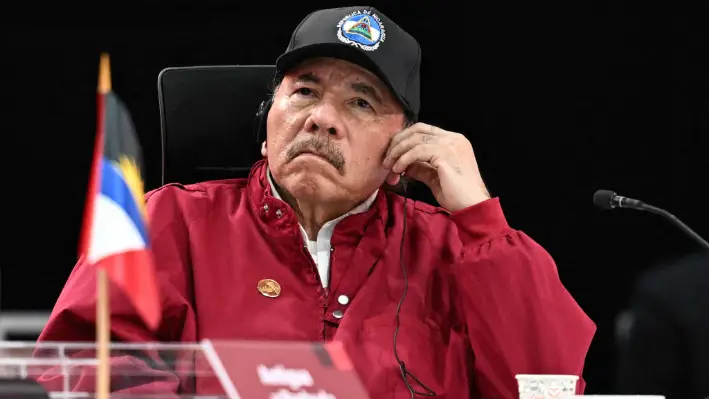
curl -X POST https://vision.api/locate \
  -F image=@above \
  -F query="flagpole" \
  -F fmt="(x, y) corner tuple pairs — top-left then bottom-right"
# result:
(96, 52), (112, 399)
(97, 268), (110, 399)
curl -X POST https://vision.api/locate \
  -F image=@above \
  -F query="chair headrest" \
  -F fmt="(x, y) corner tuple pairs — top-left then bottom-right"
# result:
(157, 65), (276, 185)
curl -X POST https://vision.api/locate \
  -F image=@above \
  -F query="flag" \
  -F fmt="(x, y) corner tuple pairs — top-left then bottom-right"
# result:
(79, 53), (161, 330)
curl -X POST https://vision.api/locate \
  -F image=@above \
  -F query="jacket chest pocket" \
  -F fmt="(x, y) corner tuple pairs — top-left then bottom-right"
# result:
(358, 313), (444, 395)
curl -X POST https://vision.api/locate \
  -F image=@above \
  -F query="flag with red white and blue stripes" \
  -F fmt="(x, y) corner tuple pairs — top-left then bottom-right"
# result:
(79, 53), (161, 330)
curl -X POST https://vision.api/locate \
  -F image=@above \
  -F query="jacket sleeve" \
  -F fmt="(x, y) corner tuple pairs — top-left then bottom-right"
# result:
(33, 187), (198, 396)
(449, 198), (596, 399)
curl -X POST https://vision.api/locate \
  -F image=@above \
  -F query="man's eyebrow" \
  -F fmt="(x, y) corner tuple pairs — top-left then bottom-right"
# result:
(294, 73), (320, 84)
(351, 82), (383, 104)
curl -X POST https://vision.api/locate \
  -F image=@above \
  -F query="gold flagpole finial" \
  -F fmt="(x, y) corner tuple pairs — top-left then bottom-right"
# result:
(98, 53), (112, 94)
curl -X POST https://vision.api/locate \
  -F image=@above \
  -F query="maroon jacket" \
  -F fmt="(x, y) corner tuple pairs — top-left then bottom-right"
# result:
(35, 160), (596, 398)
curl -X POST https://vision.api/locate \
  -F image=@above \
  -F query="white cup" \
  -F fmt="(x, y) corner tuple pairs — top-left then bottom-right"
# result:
(516, 374), (579, 399)
(570, 396), (665, 398)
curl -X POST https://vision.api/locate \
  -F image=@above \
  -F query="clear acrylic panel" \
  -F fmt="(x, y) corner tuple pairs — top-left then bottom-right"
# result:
(0, 340), (232, 398)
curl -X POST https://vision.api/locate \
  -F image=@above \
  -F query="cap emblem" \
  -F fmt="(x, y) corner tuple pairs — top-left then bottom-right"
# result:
(336, 10), (386, 51)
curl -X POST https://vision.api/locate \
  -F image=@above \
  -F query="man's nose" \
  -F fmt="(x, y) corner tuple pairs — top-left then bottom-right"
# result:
(304, 102), (345, 138)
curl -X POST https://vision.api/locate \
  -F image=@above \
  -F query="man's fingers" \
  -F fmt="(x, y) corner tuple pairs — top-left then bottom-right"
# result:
(384, 134), (439, 169)
(404, 162), (438, 186)
(387, 129), (416, 158)
(387, 123), (440, 157)
(384, 134), (420, 168)
(391, 144), (438, 174)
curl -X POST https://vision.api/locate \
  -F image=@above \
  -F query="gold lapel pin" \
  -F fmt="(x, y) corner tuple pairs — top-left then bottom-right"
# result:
(257, 279), (281, 298)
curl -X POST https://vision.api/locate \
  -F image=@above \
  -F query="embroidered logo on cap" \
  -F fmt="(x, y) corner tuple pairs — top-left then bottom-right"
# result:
(336, 10), (386, 51)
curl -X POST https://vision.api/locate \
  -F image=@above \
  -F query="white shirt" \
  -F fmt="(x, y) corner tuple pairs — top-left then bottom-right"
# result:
(267, 170), (378, 288)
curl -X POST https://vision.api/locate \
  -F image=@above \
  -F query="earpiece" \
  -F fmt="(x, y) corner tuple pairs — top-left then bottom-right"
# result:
(256, 99), (272, 119)
(253, 98), (273, 144)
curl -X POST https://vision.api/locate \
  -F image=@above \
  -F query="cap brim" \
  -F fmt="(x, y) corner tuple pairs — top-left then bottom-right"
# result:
(276, 43), (413, 119)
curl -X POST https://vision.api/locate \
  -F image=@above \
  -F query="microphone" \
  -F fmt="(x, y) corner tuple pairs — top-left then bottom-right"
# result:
(593, 189), (709, 251)
(593, 189), (646, 210)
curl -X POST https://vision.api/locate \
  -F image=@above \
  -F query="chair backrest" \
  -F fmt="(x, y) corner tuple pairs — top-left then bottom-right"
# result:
(157, 65), (276, 185)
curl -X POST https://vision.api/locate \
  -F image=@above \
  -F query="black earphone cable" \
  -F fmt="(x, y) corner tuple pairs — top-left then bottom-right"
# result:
(394, 196), (437, 398)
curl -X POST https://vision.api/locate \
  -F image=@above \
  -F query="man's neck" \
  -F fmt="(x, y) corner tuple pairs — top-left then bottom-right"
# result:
(278, 190), (354, 240)
(267, 170), (377, 240)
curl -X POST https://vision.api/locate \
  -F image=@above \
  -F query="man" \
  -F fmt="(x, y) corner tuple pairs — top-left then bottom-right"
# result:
(35, 6), (596, 399)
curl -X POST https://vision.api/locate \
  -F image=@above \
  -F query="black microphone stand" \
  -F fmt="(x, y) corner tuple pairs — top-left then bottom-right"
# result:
(638, 203), (709, 251)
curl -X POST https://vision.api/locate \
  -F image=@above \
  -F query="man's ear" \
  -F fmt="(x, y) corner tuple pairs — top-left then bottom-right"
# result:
(261, 140), (267, 157)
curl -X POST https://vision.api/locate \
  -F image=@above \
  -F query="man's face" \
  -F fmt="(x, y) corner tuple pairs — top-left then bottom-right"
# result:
(263, 57), (406, 204)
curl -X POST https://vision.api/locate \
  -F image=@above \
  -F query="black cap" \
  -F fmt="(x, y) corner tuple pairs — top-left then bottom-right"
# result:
(276, 6), (421, 121)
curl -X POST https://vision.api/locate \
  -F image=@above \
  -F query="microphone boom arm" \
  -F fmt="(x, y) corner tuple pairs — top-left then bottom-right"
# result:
(640, 203), (709, 251)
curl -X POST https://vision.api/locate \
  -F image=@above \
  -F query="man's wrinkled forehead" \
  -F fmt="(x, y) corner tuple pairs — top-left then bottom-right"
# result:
(283, 57), (396, 104)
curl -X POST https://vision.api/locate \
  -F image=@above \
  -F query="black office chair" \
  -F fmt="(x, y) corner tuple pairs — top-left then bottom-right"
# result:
(157, 65), (276, 185)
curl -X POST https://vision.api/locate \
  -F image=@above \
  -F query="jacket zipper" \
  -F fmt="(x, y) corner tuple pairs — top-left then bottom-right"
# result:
(300, 243), (331, 340)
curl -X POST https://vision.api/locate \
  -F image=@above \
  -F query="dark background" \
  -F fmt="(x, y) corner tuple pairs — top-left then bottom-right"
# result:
(5, 1), (708, 394)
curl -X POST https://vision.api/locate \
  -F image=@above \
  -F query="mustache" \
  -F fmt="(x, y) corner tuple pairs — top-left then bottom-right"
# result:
(286, 138), (345, 174)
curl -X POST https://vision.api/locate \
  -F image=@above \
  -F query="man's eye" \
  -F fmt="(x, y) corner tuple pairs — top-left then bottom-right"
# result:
(296, 88), (313, 96)
(355, 98), (372, 109)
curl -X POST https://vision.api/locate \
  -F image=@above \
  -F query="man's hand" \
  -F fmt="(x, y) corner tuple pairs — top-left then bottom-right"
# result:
(382, 122), (490, 212)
